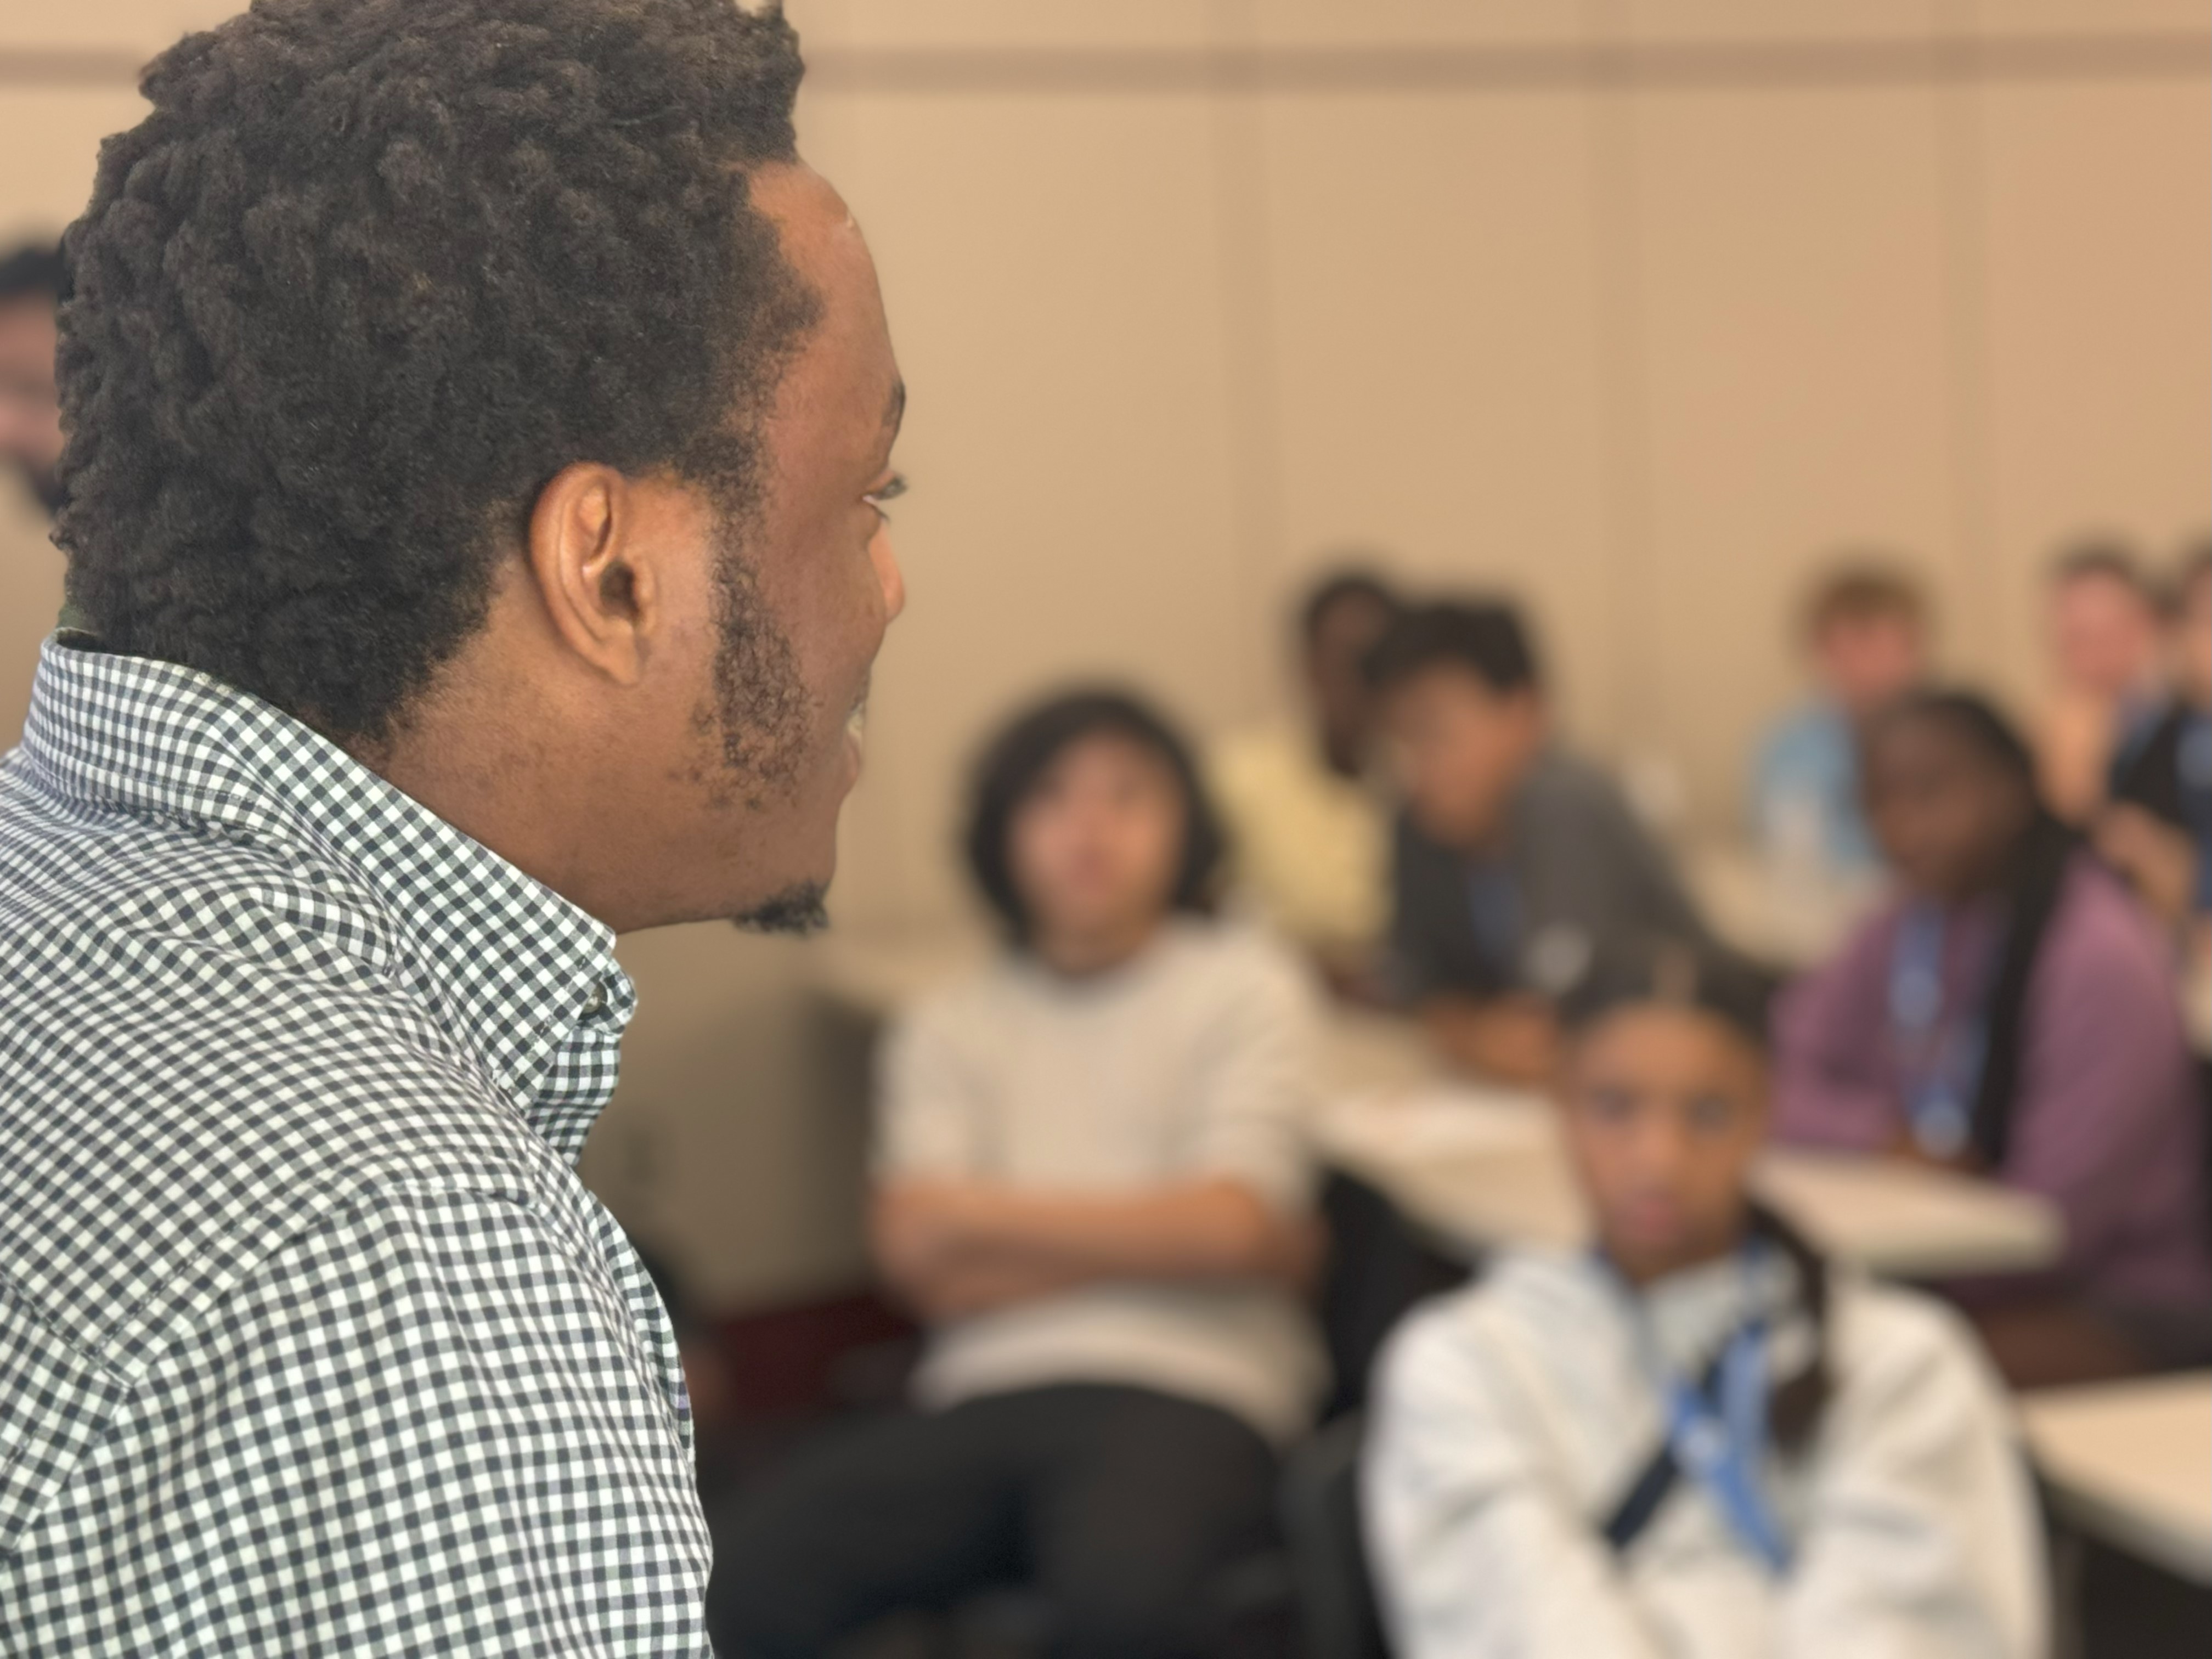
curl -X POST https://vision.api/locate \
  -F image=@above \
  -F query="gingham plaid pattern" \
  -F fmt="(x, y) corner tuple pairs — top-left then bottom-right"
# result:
(0, 639), (712, 1656)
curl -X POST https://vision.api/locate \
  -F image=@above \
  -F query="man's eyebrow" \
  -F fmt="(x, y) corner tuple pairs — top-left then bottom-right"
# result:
(883, 379), (906, 433)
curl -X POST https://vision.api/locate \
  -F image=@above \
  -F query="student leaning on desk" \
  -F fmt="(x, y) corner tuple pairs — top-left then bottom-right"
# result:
(1365, 945), (2046, 1659)
(1773, 690), (2210, 1383)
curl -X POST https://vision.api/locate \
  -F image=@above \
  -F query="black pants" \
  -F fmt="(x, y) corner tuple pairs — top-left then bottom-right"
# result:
(708, 1383), (1279, 1659)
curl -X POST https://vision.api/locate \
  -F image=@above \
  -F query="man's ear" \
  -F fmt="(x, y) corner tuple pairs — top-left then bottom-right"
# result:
(524, 462), (660, 686)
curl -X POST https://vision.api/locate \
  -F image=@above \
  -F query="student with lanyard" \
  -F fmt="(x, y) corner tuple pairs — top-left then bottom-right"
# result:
(1775, 691), (2210, 1376)
(1365, 946), (2044, 1659)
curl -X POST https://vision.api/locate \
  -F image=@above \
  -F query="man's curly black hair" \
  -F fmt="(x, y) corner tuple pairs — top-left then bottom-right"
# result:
(57, 0), (816, 742)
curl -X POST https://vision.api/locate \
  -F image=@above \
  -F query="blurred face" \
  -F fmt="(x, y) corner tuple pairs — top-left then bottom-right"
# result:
(1305, 592), (1396, 768)
(1380, 664), (1544, 852)
(1813, 612), (1923, 718)
(2049, 571), (2160, 700)
(1864, 715), (2032, 902)
(1561, 1005), (1767, 1284)
(1009, 731), (1187, 951)
(2177, 570), (2211, 710)
(0, 294), (62, 513)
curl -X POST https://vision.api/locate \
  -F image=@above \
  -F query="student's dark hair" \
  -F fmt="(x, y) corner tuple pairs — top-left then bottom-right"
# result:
(55, 0), (815, 742)
(1801, 558), (1926, 641)
(1864, 689), (2075, 1171)
(0, 243), (66, 304)
(2051, 537), (2154, 601)
(1362, 597), (1543, 697)
(1563, 942), (1833, 1454)
(1298, 565), (1399, 645)
(963, 689), (1226, 943)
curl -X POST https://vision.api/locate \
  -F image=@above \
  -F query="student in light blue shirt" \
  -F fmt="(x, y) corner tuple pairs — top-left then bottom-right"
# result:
(1751, 565), (1929, 878)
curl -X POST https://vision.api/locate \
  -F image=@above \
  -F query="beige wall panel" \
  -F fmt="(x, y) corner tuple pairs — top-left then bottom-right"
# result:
(1971, 75), (2212, 704)
(1967, 0), (2212, 36)
(1627, 86), (1961, 826)
(1252, 91), (1620, 744)
(0, 0), (231, 52)
(0, 88), (146, 239)
(802, 90), (1251, 932)
(1615, 0), (1939, 45)
(1237, 1), (1594, 49)
(791, 0), (1211, 53)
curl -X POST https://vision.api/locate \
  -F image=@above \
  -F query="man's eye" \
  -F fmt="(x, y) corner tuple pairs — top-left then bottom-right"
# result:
(864, 473), (909, 517)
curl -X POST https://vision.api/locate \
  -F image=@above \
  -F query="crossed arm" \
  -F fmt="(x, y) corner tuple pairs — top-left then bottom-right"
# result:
(872, 1177), (1321, 1323)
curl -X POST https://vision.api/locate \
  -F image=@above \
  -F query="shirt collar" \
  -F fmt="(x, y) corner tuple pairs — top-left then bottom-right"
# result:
(16, 637), (635, 1161)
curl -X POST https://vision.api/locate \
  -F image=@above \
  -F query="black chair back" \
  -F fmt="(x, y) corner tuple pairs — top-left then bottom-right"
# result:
(1278, 1413), (1390, 1659)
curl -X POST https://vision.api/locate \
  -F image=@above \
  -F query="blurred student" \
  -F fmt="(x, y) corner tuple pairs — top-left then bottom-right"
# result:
(0, 241), (64, 518)
(1774, 692), (2209, 1353)
(2035, 541), (2168, 823)
(1367, 950), (2045, 1659)
(2101, 541), (2212, 934)
(1368, 599), (1713, 1085)
(0, 242), (65, 753)
(1749, 563), (1928, 878)
(712, 691), (1325, 1659)
(1213, 566), (1400, 986)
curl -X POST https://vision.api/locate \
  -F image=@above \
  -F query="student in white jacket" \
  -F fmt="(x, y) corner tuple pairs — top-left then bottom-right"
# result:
(1364, 946), (2047, 1659)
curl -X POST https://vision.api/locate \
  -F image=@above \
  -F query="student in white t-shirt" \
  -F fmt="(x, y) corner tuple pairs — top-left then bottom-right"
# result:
(1364, 947), (2046, 1659)
(712, 689), (1327, 1659)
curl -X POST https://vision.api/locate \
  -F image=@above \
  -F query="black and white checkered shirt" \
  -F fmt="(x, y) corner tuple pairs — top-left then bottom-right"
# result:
(0, 639), (712, 1655)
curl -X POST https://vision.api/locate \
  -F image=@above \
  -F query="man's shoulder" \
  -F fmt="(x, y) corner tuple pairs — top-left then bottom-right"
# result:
(1, 771), (398, 989)
(0, 800), (566, 1380)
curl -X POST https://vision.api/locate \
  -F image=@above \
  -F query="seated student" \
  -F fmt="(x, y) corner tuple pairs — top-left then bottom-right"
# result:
(1774, 691), (2210, 1353)
(1365, 950), (2046, 1659)
(710, 690), (1326, 1659)
(1749, 562), (1928, 879)
(2101, 541), (2212, 934)
(2035, 541), (2168, 824)
(1212, 566), (1401, 989)
(1367, 598), (1714, 1085)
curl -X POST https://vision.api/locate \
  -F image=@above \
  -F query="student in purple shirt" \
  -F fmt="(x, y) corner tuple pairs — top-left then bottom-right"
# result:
(1774, 690), (2209, 1374)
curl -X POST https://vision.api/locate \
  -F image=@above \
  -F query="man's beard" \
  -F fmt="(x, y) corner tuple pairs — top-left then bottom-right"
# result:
(704, 514), (810, 794)
(700, 506), (832, 936)
(735, 882), (830, 936)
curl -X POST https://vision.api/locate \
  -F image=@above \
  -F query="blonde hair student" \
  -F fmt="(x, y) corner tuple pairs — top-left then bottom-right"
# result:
(1363, 947), (2046, 1659)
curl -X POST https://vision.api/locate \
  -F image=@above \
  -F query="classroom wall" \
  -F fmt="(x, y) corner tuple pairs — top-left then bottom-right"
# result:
(3, 0), (2207, 1306)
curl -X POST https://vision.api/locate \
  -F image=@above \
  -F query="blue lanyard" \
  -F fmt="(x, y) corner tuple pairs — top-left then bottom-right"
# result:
(1621, 1244), (1793, 1574)
(1887, 904), (1987, 1159)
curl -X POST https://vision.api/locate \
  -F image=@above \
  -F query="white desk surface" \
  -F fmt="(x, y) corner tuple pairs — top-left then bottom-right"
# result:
(805, 929), (2065, 1281)
(2022, 1373), (2212, 1586)
(1318, 1086), (2064, 1280)
(1684, 843), (1882, 972)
